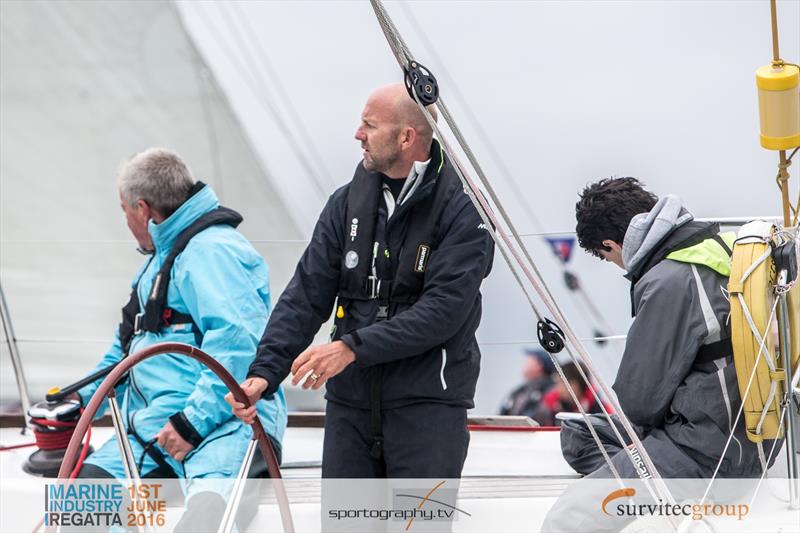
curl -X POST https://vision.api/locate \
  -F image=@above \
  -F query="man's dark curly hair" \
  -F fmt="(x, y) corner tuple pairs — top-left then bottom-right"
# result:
(575, 177), (658, 257)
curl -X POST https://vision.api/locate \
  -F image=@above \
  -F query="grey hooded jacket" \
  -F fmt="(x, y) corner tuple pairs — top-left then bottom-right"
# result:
(616, 195), (763, 476)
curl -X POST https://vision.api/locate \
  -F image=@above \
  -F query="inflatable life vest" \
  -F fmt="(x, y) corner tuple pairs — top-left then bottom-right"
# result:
(727, 221), (799, 443)
(118, 204), (243, 355)
(666, 231), (737, 363)
(337, 141), (460, 309)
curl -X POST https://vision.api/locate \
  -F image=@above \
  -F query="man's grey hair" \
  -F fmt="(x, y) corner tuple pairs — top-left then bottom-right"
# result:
(118, 148), (195, 217)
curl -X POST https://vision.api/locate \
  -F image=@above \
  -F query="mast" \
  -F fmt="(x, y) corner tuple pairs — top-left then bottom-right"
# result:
(0, 282), (31, 432)
(765, 0), (800, 510)
(770, 0), (793, 226)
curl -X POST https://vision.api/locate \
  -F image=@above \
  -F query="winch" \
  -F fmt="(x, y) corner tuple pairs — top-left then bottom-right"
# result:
(22, 388), (92, 478)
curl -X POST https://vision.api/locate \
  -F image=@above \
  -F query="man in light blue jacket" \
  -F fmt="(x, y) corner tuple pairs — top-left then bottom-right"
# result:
(74, 148), (287, 529)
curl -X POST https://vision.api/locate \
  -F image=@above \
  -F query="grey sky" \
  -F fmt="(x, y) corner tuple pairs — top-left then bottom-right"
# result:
(176, 0), (799, 410)
(1, 1), (797, 413)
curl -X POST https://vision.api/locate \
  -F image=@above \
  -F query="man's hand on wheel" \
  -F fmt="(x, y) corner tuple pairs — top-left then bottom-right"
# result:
(224, 377), (268, 425)
(156, 422), (194, 461)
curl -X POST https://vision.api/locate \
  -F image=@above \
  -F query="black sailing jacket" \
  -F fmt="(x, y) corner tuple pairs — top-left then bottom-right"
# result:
(248, 141), (494, 409)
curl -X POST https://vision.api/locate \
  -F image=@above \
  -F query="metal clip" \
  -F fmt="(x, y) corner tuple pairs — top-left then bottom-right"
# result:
(133, 313), (144, 335)
(367, 276), (381, 299)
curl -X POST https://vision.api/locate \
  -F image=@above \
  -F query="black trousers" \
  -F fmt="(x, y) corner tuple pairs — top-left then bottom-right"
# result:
(321, 400), (470, 478)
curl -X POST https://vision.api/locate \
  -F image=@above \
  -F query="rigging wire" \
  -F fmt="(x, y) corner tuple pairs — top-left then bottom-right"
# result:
(368, 1), (679, 516)
(697, 294), (780, 507)
(194, 65), (225, 201)
(369, 0), (631, 489)
(228, 2), (337, 193)
(6, 335), (627, 346)
(172, 0), (226, 201)
(750, 388), (795, 508)
(190, 3), (330, 204)
(1, 217), (775, 246)
(398, 3), (615, 343)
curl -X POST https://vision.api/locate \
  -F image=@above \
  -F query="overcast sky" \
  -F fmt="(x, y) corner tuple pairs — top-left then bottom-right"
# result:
(174, 0), (800, 410)
(2, 1), (797, 413)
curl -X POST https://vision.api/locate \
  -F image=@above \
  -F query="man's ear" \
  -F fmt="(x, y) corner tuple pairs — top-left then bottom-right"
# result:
(400, 126), (416, 147)
(135, 199), (156, 221)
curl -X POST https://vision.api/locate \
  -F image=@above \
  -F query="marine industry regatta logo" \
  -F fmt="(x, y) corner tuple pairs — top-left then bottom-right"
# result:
(43, 481), (167, 528)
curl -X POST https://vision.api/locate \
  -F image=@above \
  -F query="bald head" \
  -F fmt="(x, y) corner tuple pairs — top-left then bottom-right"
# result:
(368, 83), (437, 145)
(355, 84), (438, 177)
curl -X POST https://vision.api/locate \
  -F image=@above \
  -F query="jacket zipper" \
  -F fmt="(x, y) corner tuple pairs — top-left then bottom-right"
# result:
(440, 348), (448, 390)
(387, 179), (436, 230)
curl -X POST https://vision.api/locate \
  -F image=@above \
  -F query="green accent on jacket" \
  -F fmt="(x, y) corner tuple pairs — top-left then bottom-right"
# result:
(666, 232), (736, 276)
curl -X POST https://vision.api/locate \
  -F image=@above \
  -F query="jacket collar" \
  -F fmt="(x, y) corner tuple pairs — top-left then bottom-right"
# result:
(387, 139), (445, 222)
(622, 195), (693, 273)
(148, 183), (220, 253)
(624, 220), (720, 283)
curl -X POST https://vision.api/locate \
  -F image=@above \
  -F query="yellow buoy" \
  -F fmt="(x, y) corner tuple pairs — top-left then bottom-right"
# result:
(756, 63), (800, 150)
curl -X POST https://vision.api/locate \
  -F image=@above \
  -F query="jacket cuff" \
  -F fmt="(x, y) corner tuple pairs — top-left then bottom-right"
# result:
(339, 334), (366, 366)
(247, 368), (281, 398)
(169, 412), (204, 448)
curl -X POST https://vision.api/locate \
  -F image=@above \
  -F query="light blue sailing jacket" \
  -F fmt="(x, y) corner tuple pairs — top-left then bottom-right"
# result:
(78, 184), (286, 454)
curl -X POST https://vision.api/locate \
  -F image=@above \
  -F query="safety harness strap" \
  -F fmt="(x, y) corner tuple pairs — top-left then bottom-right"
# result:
(118, 199), (244, 355)
(142, 205), (243, 333)
(695, 338), (734, 365)
(338, 141), (454, 309)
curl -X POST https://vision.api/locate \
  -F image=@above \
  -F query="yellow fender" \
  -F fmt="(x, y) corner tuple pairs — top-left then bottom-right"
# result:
(728, 221), (797, 443)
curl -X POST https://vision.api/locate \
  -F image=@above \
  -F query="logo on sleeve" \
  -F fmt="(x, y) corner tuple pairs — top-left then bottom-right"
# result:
(414, 245), (431, 273)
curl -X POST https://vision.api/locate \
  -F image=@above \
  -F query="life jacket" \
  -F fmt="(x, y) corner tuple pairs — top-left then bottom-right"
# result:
(117, 205), (243, 355)
(666, 231), (737, 365)
(337, 141), (460, 312)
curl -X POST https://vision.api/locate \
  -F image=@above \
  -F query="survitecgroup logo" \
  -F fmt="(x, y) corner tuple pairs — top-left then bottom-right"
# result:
(601, 487), (750, 521)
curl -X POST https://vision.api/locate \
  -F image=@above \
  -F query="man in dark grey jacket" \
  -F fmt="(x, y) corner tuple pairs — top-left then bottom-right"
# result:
(226, 84), (494, 478)
(543, 177), (765, 532)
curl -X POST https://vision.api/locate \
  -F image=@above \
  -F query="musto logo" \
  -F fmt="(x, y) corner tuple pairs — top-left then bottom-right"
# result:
(601, 488), (750, 521)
